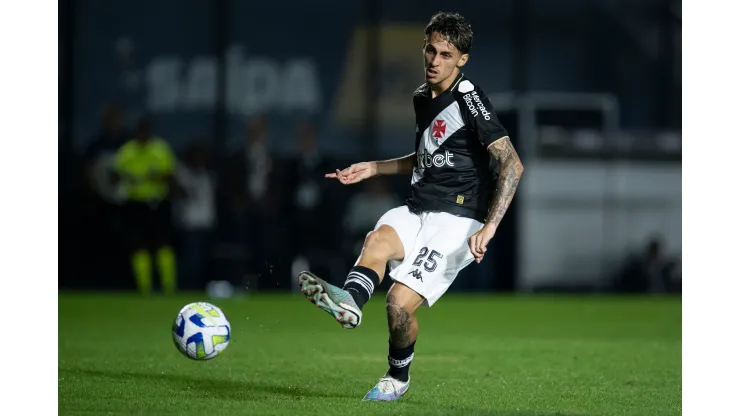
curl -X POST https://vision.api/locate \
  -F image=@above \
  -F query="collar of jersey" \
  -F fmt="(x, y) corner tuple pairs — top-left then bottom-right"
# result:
(429, 72), (465, 100)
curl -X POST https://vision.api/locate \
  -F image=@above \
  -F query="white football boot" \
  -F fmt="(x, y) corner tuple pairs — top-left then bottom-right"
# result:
(362, 374), (410, 401)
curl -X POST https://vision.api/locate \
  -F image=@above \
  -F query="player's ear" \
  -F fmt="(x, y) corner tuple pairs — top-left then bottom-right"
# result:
(456, 53), (469, 68)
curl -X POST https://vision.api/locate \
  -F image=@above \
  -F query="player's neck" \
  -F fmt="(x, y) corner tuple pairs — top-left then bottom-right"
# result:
(429, 69), (461, 98)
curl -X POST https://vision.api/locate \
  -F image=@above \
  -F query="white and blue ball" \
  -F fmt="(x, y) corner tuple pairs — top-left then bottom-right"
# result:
(172, 302), (231, 360)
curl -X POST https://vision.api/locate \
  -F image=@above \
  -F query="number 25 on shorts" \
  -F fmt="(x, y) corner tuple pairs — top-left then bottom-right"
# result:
(411, 247), (443, 272)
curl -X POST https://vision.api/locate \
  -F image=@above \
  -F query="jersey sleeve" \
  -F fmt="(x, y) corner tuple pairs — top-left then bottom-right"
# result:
(457, 85), (508, 148)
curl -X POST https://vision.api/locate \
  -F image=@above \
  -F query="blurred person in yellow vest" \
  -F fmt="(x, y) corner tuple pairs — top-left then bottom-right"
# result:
(114, 117), (178, 295)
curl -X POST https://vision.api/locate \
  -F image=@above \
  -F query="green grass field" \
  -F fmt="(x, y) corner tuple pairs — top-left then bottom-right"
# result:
(59, 292), (681, 415)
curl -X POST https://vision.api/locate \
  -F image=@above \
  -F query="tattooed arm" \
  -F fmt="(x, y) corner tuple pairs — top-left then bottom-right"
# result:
(485, 136), (524, 228)
(453, 82), (524, 262)
(468, 135), (524, 263)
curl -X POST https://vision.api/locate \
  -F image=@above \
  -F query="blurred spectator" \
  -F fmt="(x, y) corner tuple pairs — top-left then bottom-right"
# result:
(78, 103), (130, 289)
(224, 116), (274, 210)
(343, 179), (401, 254)
(83, 103), (128, 204)
(613, 236), (681, 294)
(113, 117), (178, 295)
(174, 141), (216, 290)
(287, 122), (333, 253)
(221, 116), (284, 283)
(281, 121), (344, 283)
(222, 116), (280, 218)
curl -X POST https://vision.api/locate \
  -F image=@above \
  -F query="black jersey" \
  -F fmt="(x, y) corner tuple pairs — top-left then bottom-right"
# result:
(406, 72), (509, 223)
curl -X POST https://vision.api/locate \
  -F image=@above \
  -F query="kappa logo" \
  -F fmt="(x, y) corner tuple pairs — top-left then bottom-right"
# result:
(463, 91), (492, 121)
(408, 269), (423, 282)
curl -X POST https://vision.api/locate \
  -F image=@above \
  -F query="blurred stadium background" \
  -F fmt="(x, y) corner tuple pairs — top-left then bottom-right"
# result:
(58, 0), (681, 296)
(57, 1), (682, 414)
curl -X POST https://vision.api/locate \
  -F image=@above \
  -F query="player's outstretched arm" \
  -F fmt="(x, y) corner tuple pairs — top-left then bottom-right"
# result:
(376, 152), (416, 176)
(326, 153), (416, 185)
(468, 136), (524, 262)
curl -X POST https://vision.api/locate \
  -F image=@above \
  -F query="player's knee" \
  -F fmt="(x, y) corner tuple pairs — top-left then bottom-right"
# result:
(362, 227), (395, 259)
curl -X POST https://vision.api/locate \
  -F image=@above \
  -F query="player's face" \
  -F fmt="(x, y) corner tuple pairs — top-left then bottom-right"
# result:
(423, 32), (468, 86)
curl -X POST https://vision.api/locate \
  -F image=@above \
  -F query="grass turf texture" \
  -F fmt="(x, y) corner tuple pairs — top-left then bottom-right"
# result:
(59, 293), (680, 415)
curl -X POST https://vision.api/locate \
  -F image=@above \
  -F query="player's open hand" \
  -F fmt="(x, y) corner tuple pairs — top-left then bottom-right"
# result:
(468, 223), (497, 263)
(325, 162), (377, 185)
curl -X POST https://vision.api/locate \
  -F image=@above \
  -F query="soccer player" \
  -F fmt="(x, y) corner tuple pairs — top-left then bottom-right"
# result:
(298, 12), (524, 401)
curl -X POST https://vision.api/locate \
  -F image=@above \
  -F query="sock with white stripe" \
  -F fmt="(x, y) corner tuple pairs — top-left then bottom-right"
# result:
(387, 340), (415, 382)
(342, 266), (379, 310)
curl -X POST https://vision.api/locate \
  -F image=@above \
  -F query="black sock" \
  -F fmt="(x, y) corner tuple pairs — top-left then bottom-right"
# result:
(342, 266), (379, 310)
(387, 340), (415, 382)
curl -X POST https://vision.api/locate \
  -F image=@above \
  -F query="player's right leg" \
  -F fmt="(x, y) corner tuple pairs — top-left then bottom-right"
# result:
(299, 206), (417, 328)
(299, 224), (404, 328)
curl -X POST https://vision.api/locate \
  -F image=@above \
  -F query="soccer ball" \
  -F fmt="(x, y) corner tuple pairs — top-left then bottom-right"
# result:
(172, 302), (231, 360)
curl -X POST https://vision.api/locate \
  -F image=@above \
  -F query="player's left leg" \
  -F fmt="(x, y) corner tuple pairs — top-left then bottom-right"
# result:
(298, 224), (404, 328)
(362, 282), (424, 401)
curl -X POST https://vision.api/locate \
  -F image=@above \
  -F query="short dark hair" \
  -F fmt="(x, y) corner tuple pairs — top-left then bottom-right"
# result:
(424, 12), (473, 54)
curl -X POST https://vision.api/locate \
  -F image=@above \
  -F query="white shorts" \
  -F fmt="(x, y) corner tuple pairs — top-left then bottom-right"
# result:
(374, 205), (484, 307)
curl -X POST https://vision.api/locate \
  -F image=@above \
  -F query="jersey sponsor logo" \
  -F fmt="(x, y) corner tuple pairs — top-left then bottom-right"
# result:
(431, 119), (447, 139)
(418, 148), (455, 169)
(463, 91), (492, 121)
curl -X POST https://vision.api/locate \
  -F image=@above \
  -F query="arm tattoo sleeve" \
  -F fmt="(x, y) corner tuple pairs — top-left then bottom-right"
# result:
(486, 136), (524, 228)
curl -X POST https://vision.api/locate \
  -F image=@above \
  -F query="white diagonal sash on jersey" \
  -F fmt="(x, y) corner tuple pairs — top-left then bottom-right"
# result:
(412, 101), (465, 185)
